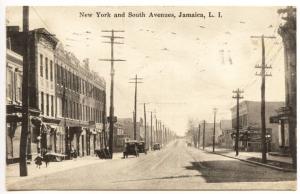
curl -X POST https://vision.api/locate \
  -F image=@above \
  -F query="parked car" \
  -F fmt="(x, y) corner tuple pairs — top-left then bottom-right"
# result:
(152, 143), (160, 151)
(137, 141), (147, 154)
(95, 148), (111, 159)
(123, 140), (139, 158)
(44, 152), (66, 162)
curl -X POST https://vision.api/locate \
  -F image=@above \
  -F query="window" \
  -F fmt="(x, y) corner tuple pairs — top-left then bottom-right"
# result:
(82, 105), (85, 121)
(65, 99), (68, 118)
(55, 63), (58, 83)
(50, 60), (53, 81)
(16, 74), (22, 102)
(46, 94), (49, 116)
(73, 102), (76, 119)
(51, 95), (54, 116)
(86, 106), (89, 121)
(41, 92), (44, 115)
(45, 57), (48, 80)
(6, 69), (13, 100)
(76, 103), (80, 120)
(79, 104), (82, 120)
(68, 100), (72, 118)
(40, 54), (43, 77)
(60, 67), (66, 85)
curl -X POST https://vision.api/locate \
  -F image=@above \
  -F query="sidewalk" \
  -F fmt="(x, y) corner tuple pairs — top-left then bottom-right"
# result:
(6, 152), (124, 187)
(203, 146), (295, 172)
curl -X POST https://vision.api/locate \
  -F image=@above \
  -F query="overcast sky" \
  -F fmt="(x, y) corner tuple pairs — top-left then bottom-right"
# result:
(6, 6), (286, 136)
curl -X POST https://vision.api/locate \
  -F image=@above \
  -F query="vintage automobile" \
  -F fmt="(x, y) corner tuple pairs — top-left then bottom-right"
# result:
(43, 152), (66, 162)
(123, 140), (139, 158)
(152, 143), (161, 151)
(95, 148), (111, 159)
(137, 141), (147, 154)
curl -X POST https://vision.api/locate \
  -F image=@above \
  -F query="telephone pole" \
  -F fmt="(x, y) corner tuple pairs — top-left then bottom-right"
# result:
(143, 103), (147, 148)
(99, 29), (125, 158)
(165, 127), (167, 145)
(251, 35), (275, 163)
(213, 108), (217, 152)
(233, 88), (244, 156)
(150, 111), (153, 149)
(20, 6), (30, 176)
(129, 75), (143, 140)
(202, 120), (206, 150)
(198, 124), (201, 149)
(278, 7), (297, 169)
(155, 116), (158, 143)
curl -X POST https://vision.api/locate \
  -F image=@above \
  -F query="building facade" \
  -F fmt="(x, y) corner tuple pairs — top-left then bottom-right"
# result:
(113, 118), (143, 151)
(218, 120), (233, 149)
(230, 101), (285, 152)
(7, 26), (107, 162)
(6, 48), (24, 164)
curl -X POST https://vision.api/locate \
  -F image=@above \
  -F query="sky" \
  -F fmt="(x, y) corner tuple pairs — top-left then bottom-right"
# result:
(6, 6), (286, 136)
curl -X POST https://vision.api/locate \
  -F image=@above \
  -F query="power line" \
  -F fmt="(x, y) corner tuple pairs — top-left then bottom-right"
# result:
(31, 7), (53, 32)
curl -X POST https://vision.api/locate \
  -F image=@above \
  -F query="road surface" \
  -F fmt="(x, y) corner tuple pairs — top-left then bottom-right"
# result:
(7, 139), (296, 190)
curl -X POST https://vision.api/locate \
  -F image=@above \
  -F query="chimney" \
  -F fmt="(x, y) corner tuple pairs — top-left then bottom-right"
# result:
(7, 26), (20, 33)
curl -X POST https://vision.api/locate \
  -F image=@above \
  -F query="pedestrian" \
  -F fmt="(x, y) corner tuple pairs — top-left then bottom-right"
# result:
(73, 149), (78, 161)
(70, 146), (75, 159)
(44, 155), (50, 167)
(34, 154), (43, 169)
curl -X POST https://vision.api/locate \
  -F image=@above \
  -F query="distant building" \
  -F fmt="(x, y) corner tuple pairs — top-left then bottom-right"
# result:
(201, 122), (222, 147)
(218, 120), (233, 149)
(230, 101), (285, 152)
(114, 118), (142, 152)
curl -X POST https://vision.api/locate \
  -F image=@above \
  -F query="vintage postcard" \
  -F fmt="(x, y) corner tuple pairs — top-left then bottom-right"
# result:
(4, 5), (297, 190)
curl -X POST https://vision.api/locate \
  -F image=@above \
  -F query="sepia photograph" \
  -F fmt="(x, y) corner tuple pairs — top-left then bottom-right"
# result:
(2, 3), (297, 191)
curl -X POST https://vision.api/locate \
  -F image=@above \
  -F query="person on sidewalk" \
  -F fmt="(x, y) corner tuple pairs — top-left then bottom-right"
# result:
(44, 154), (50, 167)
(73, 149), (78, 161)
(34, 154), (43, 169)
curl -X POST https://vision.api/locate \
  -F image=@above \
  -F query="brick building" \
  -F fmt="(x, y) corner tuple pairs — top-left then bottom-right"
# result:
(6, 48), (24, 164)
(6, 26), (107, 162)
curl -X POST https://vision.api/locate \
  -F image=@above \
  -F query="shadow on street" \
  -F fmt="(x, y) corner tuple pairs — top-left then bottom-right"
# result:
(184, 160), (296, 183)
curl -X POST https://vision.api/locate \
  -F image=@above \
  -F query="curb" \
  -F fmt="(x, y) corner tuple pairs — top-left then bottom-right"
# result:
(204, 150), (296, 172)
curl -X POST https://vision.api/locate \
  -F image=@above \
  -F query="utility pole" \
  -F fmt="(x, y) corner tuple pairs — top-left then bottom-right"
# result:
(198, 124), (201, 149)
(129, 74), (143, 140)
(102, 91), (107, 148)
(162, 124), (164, 146)
(251, 35), (275, 163)
(99, 30), (125, 158)
(155, 116), (158, 143)
(158, 120), (162, 146)
(233, 89), (244, 156)
(143, 103), (147, 148)
(20, 6), (30, 177)
(150, 111), (153, 149)
(278, 7), (297, 169)
(202, 120), (206, 150)
(213, 108), (217, 152)
(165, 126), (167, 146)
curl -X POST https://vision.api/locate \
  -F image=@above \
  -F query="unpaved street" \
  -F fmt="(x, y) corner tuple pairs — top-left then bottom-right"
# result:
(7, 140), (296, 190)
